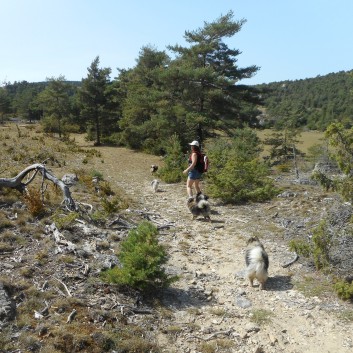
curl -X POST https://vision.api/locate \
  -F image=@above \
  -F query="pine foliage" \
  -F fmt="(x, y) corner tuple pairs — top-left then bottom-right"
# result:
(206, 128), (279, 203)
(157, 134), (186, 183)
(102, 221), (178, 292)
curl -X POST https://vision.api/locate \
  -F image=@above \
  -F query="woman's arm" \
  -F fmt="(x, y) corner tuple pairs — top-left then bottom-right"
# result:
(183, 152), (197, 174)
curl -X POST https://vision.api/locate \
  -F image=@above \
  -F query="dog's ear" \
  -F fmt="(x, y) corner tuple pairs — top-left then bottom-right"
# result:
(246, 236), (259, 245)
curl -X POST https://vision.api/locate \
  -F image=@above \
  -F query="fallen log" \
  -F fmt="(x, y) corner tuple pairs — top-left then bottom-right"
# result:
(0, 163), (76, 211)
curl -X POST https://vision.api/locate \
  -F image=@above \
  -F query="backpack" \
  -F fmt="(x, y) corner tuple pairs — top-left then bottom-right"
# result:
(195, 153), (209, 173)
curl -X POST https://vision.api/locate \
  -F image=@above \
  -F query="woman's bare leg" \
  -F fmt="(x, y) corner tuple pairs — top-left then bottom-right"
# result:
(194, 179), (201, 194)
(186, 178), (195, 198)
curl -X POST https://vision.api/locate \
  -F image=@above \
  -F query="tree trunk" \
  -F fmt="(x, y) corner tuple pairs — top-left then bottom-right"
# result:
(95, 111), (101, 146)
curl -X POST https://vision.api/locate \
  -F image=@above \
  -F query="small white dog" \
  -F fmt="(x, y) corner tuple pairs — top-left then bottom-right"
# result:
(151, 179), (160, 192)
(245, 237), (269, 290)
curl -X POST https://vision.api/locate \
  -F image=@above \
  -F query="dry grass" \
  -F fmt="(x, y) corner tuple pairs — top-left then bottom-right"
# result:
(0, 123), (164, 353)
(256, 129), (325, 156)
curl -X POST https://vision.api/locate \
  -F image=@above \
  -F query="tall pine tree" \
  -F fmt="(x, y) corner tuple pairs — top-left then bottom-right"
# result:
(79, 56), (115, 146)
(114, 11), (262, 153)
(166, 10), (261, 143)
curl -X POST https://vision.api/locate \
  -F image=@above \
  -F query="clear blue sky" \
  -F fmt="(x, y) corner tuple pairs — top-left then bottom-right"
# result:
(1, 0), (352, 85)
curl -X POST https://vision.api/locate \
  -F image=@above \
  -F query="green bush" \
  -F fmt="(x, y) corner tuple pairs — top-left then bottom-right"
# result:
(102, 221), (178, 292)
(289, 238), (312, 258)
(337, 176), (353, 202)
(289, 222), (335, 271)
(90, 170), (104, 181)
(312, 220), (333, 270)
(311, 170), (336, 192)
(206, 128), (279, 204)
(334, 280), (353, 301)
(52, 211), (79, 230)
(101, 196), (120, 215)
(158, 134), (186, 183)
(250, 308), (273, 326)
(324, 123), (353, 202)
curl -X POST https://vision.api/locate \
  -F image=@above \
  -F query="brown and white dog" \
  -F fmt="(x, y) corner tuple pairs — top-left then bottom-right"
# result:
(245, 237), (269, 290)
(150, 165), (158, 174)
(187, 192), (211, 221)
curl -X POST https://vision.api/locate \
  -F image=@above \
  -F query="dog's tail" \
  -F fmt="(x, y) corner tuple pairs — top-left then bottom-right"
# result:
(197, 199), (209, 209)
(255, 259), (268, 277)
(247, 247), (269, 272)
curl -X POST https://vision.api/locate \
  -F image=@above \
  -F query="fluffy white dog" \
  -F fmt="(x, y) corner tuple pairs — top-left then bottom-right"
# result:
(245, 237), (269, 290)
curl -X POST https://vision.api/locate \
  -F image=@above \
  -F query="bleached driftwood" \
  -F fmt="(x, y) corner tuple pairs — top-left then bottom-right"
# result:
(0, 163), (76, 211)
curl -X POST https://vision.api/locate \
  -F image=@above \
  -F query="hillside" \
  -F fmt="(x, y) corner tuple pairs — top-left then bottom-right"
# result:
(1, 124), (353, 352)
(256, 70), (353, 130)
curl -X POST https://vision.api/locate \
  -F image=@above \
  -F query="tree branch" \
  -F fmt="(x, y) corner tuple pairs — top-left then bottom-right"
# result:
(0, 163), (76, 211)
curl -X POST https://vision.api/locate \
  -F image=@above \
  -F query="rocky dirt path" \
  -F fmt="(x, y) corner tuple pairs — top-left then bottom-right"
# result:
(78, 139), (353, 353)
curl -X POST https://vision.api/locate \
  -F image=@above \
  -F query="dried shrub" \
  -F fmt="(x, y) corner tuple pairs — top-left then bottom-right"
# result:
(23, 187), (46, 217)
(0, 212), (13, 230)
(0, 241), (14, 253)
(250, 308), (273, 326)
(20, 267), (35, 278)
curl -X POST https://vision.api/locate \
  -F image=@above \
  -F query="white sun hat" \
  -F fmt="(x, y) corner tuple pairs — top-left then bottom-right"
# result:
(188, 140), (200, 147)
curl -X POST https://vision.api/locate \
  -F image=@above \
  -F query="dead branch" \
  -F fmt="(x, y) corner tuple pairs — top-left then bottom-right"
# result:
(0, 163), (76, 211)
(81, 264), (90, 276)
(156, 224), (174, 230)
(107, 216), (135, 229)
(187, 329), (234, 341)
(131, 209), (175, 229)
(53, 277), (72, 297)
(76, 202), (93, 212)
(66, 309), (77, 323)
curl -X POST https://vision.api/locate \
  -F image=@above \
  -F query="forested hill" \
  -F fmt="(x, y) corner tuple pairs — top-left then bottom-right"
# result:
(255, 70), (353, 130)
(2, 70), (353, 136)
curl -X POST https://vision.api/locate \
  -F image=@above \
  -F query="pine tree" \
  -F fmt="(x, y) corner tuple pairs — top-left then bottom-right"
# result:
(79, 56), (114, 146)
(35, 76), (73, 137)
(166, 10), (261, 143)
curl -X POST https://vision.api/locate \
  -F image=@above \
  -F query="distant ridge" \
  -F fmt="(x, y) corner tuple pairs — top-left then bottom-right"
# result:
(254, 69), (353, 130)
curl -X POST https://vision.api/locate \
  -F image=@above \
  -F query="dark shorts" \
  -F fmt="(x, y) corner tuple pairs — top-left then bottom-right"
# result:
(188, 169), (202, 180)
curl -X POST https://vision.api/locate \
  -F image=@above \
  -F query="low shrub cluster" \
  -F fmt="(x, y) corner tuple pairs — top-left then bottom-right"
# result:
(334, 280), (353, 301)
(289, 220), (334, 271)
(206, 128), (279, 204)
